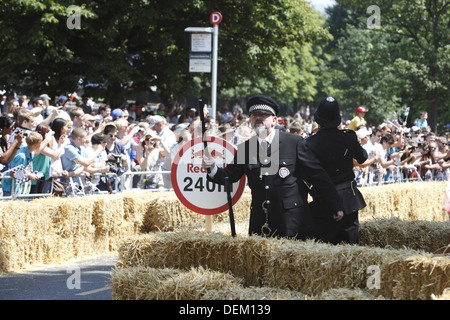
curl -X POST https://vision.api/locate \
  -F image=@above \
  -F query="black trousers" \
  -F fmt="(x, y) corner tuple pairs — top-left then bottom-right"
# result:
(312, 211), (359, 245)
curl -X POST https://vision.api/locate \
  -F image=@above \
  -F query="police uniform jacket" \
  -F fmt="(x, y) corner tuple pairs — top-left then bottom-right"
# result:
(208, 130), (343, 239)
(305, 128), (368, 215)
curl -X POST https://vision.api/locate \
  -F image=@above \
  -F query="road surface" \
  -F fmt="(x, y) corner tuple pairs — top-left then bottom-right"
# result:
(0, 254), (118, 300)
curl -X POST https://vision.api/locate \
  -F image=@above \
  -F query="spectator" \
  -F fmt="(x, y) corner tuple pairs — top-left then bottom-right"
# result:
(361, 128), (384, 185)
(59, 127), (104, 185)
(103, 124), (128, 191)
(288, 121), (305, 137)
(29, 125), (55, 194)
(147, 115), (176, 189)
(9, 109), (36, 148)
(416, 142), (440, 181)
(0, 115), (23, 173)
(2, 132), (43, 197)
(410, 126), (422, 143)
(48, 118), (70, 181)
(54, 96), (71, 122)
(5, 100), (21, 117)
(134, 131), (168, 189)
(111, 108), (124, 121)
(414, 111), (428, 129)
(81, 95), (93, 115)
(98, 105), (111, 121)
(115, 118), (140, 171)
(84, 133), (110, 189)
(347, 106), (368, 131)
(69, 107), (85, 132)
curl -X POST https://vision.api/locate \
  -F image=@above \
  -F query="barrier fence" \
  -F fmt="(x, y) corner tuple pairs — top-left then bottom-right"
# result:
(0, 165), (447, 201)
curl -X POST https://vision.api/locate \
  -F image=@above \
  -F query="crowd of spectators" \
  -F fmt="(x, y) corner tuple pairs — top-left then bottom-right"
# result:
(0, 92), (449, 198)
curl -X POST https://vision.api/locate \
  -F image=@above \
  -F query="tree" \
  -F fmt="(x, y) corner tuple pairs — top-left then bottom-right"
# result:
(0, 0), (331, 109)
(336, 0), (450, 131)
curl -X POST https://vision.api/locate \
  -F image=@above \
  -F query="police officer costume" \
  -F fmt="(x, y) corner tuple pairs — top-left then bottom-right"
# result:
(207, 95), (343, 239)
(306, 97), (368, 244)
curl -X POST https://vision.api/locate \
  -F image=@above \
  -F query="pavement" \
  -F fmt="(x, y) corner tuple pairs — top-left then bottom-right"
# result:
(0, 254), (118, 300)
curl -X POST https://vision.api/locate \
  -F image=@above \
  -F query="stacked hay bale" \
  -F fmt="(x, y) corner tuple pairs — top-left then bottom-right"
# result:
(0, 192), (149, 273)
(111, 232), (449, 300)
(1, 181), (449, 300)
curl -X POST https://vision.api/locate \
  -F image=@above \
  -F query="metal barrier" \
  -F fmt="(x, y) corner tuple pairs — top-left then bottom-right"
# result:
(1, 166), (447, 201)
(0, 170), (172, 201)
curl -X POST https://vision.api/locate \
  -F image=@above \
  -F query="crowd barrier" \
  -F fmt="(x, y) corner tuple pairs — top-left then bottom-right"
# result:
(0, 170), (172, 201)
(1, 165), (447, 201)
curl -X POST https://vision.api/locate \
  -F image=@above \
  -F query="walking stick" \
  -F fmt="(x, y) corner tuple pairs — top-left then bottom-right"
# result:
(225, 177), (236, 237)
(198, 99), (212, 232)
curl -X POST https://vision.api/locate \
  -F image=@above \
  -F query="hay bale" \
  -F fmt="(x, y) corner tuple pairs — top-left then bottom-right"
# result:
(110, 265), (311, 300)
(0, 193), (151, 272)
(359, 218), (450, 252)
(140, 191), (252, 233)
(359, 181), (448, 221)
(0, 199), (58, 271)
(110, 266), (240, 300)
(117, 231), (449, 300)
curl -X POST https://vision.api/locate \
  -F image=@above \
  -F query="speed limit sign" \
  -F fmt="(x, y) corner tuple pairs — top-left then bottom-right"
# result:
(171, 136), (246, 215)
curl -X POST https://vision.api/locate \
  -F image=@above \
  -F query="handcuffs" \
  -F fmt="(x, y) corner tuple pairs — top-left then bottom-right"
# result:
(261, 199), (272, 237)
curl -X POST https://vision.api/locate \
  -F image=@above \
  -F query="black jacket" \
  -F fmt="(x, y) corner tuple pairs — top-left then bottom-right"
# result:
(208, 130), (343, 239)
(306, 128), (368, 215)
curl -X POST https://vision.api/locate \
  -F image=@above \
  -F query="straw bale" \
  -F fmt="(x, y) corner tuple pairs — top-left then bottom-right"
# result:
(110, 265), (311, 300)
(359, 218), (450, 252)
(359, 181), (448, 221)
(432, 288), (450, 300)
(117, 231), (449, 300)
(140, 191), (251, 232)
(110, 266), (240, 300)
(0, 199), (57, 271)
(110, 264), (384, 300)
(0, 192), (151, 272)
(315, 287), (382, 300)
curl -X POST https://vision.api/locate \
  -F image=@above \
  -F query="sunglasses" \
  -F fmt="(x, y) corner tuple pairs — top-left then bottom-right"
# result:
(109, 134), (117, 138)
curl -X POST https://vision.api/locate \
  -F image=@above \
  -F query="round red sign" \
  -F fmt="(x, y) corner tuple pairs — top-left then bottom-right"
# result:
(210, 11), (222, 26)
(171, 136), (246, 215)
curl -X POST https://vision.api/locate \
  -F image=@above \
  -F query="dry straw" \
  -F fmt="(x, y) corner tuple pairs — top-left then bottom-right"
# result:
(1, 181), (448, 278)
(110, 264), (381, 300)
(116, 231), (449, 300)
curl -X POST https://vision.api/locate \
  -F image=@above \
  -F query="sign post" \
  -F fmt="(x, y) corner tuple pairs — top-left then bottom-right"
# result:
(184, 11), (222, 120)
(171, 137), (246, 233)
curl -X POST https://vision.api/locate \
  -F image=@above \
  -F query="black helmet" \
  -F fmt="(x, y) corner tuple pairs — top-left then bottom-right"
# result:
(314, 97), (341, 128)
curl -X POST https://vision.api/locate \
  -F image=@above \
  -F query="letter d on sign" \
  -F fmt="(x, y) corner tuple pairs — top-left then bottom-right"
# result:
(210, 12), (222, 26)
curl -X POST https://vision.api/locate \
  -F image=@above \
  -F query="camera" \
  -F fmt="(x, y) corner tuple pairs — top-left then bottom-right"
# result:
(16, 127), (31, 136)
(107, 154), (125, 175)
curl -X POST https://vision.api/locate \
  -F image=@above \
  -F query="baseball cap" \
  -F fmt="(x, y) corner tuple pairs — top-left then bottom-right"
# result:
(147, 115), (164, 128)
(356, 106), (368, 113)
(111, 108), (124, 120)
(356, 127), (372, 139)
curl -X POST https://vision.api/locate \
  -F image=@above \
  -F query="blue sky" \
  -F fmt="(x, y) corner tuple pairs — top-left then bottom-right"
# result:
(309, 0), (336, 12)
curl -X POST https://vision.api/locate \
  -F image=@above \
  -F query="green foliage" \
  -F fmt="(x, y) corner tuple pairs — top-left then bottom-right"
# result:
(0, 0), (330, 107)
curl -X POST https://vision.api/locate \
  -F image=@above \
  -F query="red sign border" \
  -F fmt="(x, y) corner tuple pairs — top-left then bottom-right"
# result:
(171, 136), (246, 215)
(210, 11), (222, 26)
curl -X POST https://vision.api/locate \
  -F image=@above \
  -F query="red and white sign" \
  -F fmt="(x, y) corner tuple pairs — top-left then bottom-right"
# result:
(210, 11), (222, 26)
(171, 136), (246, 215)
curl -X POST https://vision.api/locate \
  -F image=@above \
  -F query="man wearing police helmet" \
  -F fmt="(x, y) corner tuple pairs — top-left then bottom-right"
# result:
(203, 95), (344, 240)
(306, 97), (368, 245)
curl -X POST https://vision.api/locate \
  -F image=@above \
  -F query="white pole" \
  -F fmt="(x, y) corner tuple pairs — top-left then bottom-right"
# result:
(211, 25), (219, 121)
